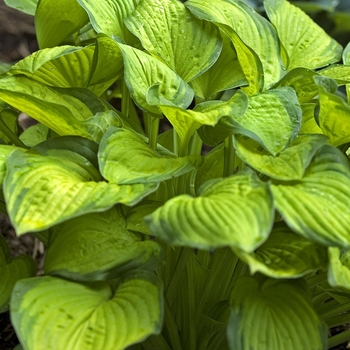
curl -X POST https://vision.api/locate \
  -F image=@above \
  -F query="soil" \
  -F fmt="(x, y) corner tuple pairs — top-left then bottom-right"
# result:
(0, 1), (349, 349)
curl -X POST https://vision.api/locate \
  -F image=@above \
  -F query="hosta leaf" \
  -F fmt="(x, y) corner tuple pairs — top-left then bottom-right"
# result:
(0, 235), (36, 312)
(300, 103), (322, 134)
(315, 75), (350, 147)
(118, 43), (194, 114)
(234, 134), (328, 180)
(126, 201), (162, 235)
(19, 124), (49, 148)
(319, 65), (350, 85)
(264, 0), (342, 70)
(234, 224), (328, 278)
(271, 145), (350, 248)
(161, 90), (248, 147)
(190, 33), (247, 100)
(99, 127), (202, 184)
(125, 0), (221, 82)
(228, 276), (327, 350)
(4, 0), (38, 15)
(273, 67), (319, 103)
(11, 271), (163, 350)
(4, 149), (157, 234)
(145, 168), (274, 252)
(77, 0), (139, 45)
(45, 208), (163, 280)
(10, 36), (123, 96)
(186, 0), (282, 92)
(0, 145), (19, 186)
(35, 0), (89, 48)
(223, 87), (302, 155)
(0, 76), (92, 139)
(328, 247), (350, 290)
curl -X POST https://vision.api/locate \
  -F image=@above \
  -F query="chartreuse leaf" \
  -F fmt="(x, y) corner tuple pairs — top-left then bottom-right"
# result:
(300, 103), (322, 134)
(4, 0), (38, 15)
(45, 208), (163, 280)
(319, 65), (350, 86)
(19, 124), (49, 148)
(314, 75), (350, 147)
(10, 36), (123, 96)
(11, 271), (163, 350)
(0, 234), (36, 312)
(264, 0), (342, 71)
(118, 43), (194, 114)
(228, 276), (327, 350)
(0, 145), (19, 185)
(271, 145), (350, 248)
(161, 90), (248, 148)
(0, 76), (91, 138)
(186, 0), (282, 92)
(234, 134), (328, 181)
(273, 67), (319, 103)
(77, 0), (139, 45)
(328, 247), (350, 289)
(4, 149), (157, 235)
(35, 0), (89, 48)
(125, 0), (221, 82)
(223, 87), (301, 155)
(145, 168), (274, 252)
(98, 127), (202, 184)
(234, 224), (328, 278)
(190, 33), (247, 99)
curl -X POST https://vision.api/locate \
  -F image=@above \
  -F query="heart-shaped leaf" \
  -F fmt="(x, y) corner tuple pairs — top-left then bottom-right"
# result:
(78, 0), (139, 45)
(228, 276), (327, 350)
(234, 134), (328, 181)
(98, 127), (202, 184)
(45, 208), (163, 280)
(190, 33), (247, 100)
(0, 235), (36, 312)
(145, 168), (274, 252)
(264, 0), (342, 71)
(271, 145), (350, 248)
(125, 0), (221, 83)
(4, 149), (157, 234)
(11, 271), (163, 349)
(223, 87), (302, 155)
(35, 0), (89, 48)
(315, 75), (350, 147)
(118, 43), (194, 114)
(234, 224), (328, 278)
(186, 0), (282, 92)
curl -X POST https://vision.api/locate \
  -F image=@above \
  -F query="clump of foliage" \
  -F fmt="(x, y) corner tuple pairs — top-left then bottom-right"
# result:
(2, 0), (350, 349)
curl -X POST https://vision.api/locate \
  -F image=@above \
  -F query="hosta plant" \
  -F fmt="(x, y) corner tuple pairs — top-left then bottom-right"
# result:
(2, 0), (350, 349)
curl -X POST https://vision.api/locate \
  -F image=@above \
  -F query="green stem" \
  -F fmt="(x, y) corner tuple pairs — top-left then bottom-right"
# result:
(223, 134), (235, 177)
(325, 312), (350, 328)
(189, 132), (203, 156)
(315, 299), (340, 315)
(164, 297), (183, 350)
(319, 301), (350, 319)
(0, 111), (26, 148)
(312, 291), (332, 309)
(166, 247), (192, 304)
(328, 329), (350, 349)
(121, 80), (130, 118)
(147, 113), (160, 150)
(187, 254), (197, 350)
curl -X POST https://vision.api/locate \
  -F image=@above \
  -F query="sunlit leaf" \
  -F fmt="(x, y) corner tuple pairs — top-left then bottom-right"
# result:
(228, 276), (327, 350)
(98, 127), (202, 184)
(186, 0), (282, 92)
(146, 168), (274, 252)
(4, 149), (157, 234)
(264, 0), (342, 70)
(45, 208), (163, 280)
(234, 134), (328, 180)
(0, 145), (20, 186)
(125, 0), (221, 82)
(234, 224), (328, 278)
(11, 271), (163, 349)
(328, 247), (350, 290)
(271, 145), (350, 248)
(35, 0), (89, 48)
